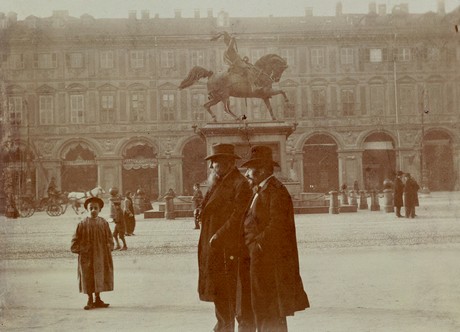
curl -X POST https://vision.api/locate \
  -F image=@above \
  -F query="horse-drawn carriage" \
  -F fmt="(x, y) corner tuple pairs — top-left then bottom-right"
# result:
(15, 186), (105, 217)
(16, 192), (68, 217)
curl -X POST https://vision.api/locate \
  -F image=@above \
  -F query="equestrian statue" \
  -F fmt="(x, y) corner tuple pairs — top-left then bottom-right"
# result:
(179, 31), (289, 122)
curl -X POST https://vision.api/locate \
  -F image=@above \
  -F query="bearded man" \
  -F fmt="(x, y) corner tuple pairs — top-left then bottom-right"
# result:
(195, 143), (252, 332)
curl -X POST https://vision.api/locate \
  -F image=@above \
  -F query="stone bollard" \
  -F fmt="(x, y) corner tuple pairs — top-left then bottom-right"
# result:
(164, 193), (176, 220)
(383, 189), (394, 213)
(341, 190), (349, 205)
(359, 190), (368, 210)
(329, 191), (339, 214)
(350, 190), (358, 206)
(370, 190), (380, 211)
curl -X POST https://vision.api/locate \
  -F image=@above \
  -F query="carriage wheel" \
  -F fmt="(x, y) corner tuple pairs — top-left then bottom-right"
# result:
(46, 204), (62, 217)
(18, 200), (34, 218)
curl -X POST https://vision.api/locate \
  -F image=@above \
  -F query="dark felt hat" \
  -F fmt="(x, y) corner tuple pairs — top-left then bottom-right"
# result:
(84, 196), (104, 210)
(396, 171), (404, 176)
(205, 143), (241, 160)
(241, 145), (280, 168)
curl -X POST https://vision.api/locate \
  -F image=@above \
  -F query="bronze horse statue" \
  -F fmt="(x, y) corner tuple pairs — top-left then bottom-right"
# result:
(179, 54), (289, 121)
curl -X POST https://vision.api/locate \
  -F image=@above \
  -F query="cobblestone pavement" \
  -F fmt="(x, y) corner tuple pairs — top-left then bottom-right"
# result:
(1, 192), (460, 331)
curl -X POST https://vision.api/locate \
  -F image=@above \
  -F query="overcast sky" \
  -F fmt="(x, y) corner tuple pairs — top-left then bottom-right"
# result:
(1, 0), (459, 19)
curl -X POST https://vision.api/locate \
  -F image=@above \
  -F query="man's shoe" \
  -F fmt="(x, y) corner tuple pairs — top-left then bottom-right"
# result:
(115, 245), (121, 250)
(120, 246), (127, 251)
(94, 299), (110, 308)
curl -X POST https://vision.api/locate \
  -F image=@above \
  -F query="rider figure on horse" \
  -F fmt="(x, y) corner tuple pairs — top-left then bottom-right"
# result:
(47, 177), (60, 202)
(212, 31), (257, 92)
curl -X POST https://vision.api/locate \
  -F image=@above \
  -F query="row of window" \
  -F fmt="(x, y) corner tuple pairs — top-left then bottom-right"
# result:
(5, 83), (447, 125)
(3, 46), (455, 70)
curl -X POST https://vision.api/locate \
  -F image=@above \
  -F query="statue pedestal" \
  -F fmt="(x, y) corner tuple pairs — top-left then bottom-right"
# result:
(196, 120), (301, 196)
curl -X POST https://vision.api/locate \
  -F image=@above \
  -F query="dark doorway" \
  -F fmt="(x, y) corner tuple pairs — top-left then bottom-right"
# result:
(122, 143), (158, 200)
(61, 144), (97, 192)
(362, 132), (396, 191)
(423, 131), (454, 191)
(303, 134), (339, 193)
(182, 137), (207, 195)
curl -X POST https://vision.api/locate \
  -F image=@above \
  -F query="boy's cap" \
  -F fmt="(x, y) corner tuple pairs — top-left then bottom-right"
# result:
(84, 197), (104, 210)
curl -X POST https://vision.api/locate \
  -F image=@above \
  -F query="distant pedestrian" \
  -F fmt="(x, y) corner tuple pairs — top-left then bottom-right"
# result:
(124, 191), (136, 236)
(191, 183), (203, 229)
(353, 180), (359, 192)
(71, 197), (113, 310)
(238, 145), (310, 331)
(394, 171), (405, 218)
(113, 201), (127, 250)
(403, 173), (420, 219)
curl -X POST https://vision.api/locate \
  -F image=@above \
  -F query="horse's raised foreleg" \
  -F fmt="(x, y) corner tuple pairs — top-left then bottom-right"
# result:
(203, 98), (221, 122)
(263, 98), (277, 120)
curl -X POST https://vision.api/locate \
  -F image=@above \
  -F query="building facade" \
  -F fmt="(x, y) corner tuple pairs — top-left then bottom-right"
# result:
(1, 2), (460, 206)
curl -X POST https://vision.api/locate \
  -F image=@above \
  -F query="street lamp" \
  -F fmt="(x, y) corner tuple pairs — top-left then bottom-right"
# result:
(420, 89), (430, 194)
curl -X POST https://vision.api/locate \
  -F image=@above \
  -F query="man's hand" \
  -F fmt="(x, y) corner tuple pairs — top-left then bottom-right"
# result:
(209, 233), (218, 247)
(194, 208), (201, 218)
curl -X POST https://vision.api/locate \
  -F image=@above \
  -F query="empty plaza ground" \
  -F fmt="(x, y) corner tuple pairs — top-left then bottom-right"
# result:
(1, 192), (460, 331)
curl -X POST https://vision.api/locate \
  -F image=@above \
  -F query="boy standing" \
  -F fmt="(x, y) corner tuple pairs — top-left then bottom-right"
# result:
(191, 183), (203, 229)
(113, 200), (128, 250)
(71, 197), (114, 310)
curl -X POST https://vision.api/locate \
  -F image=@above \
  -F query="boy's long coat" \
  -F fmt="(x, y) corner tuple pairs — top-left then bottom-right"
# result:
(71, 217), (114, 294)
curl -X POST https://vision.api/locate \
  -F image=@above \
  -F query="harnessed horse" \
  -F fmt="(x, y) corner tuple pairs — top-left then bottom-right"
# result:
(67, 186), (105, 214)
(179, 54), (289, 121)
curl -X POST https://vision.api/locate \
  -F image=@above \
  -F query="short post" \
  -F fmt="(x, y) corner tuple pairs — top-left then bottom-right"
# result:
(350, 190), (358, 207)
(164, 191), (176, 220)
(370, 190), (380, 211)
(359, 190), (368, 210)
(329, 191), (339, 214)
(383, 188), (394, 213)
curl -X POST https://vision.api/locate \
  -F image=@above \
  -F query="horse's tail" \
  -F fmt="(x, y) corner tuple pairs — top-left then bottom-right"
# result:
(179, 66), (213, 90)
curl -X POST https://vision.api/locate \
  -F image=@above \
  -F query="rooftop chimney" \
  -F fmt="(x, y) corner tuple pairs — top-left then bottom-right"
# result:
(207, 8), (213, 18)
(437, 0), (445, 15)
(305, 7), (313, 17)
(369, 2), (377, 14)
(378, 4), (386, 15)
(141, 10), (150, 20)
(174, 9), (181, 18)
(194, 9), (200, 19)
(336, 2), (343, 16)
(128, 10), (137, 20)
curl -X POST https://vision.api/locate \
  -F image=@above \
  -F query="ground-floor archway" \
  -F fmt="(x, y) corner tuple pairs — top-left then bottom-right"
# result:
(303, 134), (339, 193)
(423, 130), (455, 191)
(122, 142), (158, 200)
(182, 137), (207, 195)
(362, 132), (396, 191)
(61, 143), (98, 192)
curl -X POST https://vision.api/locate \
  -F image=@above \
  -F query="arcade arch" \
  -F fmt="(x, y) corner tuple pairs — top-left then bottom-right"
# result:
(302, 134), (339, 192)
(423, 130), (455, 191)
(60, 143), (97, 192)
(121, 141), (158, 200)
(362, 132), (396, 190)
(181, 137), (207, 195)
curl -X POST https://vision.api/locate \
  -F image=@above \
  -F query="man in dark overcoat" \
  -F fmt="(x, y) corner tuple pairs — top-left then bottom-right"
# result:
(238, 145), (310, 331)
(195, 143), (253, 332)
(404, 173), (420, 219)
(393, 171), (405, 218)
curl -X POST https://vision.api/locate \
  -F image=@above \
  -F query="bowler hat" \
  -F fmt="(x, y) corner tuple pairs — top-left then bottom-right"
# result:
(241, 145), (280, 168)
(205, 143), (241, 160)
(84, 196), (104, 210)
(396, 171), (404, 176)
